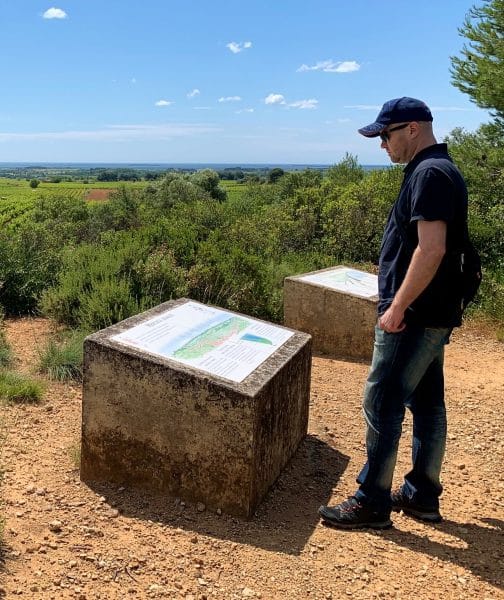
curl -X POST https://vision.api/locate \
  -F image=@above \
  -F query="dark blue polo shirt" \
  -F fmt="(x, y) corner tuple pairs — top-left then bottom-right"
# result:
(378, 143), (468, 327)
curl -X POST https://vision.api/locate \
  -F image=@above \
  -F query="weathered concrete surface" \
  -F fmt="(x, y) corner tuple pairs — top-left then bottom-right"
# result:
(284, 267), (378, 361)
(81, 298), (311, 517)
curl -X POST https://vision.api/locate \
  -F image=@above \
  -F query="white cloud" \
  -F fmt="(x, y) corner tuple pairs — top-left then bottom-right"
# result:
(43, 7), (67, 19)
(264, 93), (286, 105)
(0, 124), (220, 142)
(297, 60), (360, 73)
(187, 88), (200, 99)
(226, 41), (252, 54)
(236, 108), (254, 114)
(193, 106), (212, 110)
(131, 78), (137, 84)
(218, 96), (242, 103)
(288, 99), (318, 110)
(155, 100), (174, 107)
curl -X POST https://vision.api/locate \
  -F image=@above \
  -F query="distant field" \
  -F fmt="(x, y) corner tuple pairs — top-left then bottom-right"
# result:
(220, 179), (247, 201)
(0, 178), (247, 229)
(0, 178), (146, 229)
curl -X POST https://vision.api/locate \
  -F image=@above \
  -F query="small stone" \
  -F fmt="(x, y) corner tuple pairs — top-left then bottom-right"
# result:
(25, 484), (36, 494)
(197, 502), (206, 512)
(216, 508), (222, 516)
(49, 520), (63, 533)
(242, 588), (256, 597)
(36, 488), (47, 496)
(457, 463), (466, 470)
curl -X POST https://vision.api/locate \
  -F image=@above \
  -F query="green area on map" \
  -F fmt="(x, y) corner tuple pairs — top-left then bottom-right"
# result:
(173, 317), (249, 359)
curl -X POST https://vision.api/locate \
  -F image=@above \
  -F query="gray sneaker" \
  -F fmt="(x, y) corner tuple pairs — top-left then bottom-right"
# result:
(319, 497), (392, 530)
(391, 488), (442, 523)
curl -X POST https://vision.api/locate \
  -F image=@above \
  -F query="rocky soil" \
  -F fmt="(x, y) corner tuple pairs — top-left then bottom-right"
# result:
(0, 317), (503, 599)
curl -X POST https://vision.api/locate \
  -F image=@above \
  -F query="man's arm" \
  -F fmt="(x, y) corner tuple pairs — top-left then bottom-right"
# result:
(379, 220), (447, 333)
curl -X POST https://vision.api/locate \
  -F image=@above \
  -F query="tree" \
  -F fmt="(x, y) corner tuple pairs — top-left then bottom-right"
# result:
(268, 167), (285, 184)
(190, 169), (227, 201)
(450, 0), (504, 121)
(325, 153), (364, 188)
(29, 179), (40, 189)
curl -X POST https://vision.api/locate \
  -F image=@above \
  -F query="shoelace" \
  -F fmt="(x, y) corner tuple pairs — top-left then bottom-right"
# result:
(340, 497), (362, 512)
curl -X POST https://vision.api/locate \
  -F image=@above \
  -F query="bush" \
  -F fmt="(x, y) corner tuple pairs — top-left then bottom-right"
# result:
(37, 330), (87, 381)
(0, 324), (12, 368)
(0, 371), (45, 403)
(0, 225), (64, 314)
(78, 276), (145, 331)
(321, 167), (403, 262)
(41, 229), (188, 330)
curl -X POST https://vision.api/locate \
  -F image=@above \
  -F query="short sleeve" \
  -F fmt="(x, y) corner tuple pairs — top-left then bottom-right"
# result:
(410, 167), (455, 224)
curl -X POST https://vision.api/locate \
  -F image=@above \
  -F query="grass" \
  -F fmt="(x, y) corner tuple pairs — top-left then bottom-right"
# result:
(37, 330), (87, 382)
(0, 371), (45, 404)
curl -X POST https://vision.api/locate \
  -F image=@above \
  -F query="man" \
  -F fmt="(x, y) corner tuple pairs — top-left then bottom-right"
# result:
(319, 97), (469, 529)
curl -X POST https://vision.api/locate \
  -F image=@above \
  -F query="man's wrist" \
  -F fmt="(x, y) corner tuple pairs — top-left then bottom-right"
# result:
(391, 298), (408, 313)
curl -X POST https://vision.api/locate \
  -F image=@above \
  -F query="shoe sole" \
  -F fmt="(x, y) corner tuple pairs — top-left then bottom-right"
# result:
(320, 517), (392, 530)
(319, 508), (392, 530)
(392, 506), (442, 523)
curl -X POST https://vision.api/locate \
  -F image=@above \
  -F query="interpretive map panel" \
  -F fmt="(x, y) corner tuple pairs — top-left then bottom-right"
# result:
(112, 301), (294, 383)
(300, 267), (378, 298)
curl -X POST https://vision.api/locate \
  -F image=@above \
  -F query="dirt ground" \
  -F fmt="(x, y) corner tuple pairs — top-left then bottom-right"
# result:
(0, 317), (503, 599)
(84, 190), (113, 202)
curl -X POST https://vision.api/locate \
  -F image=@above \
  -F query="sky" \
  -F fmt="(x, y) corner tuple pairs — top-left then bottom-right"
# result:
(0, 0), (491, 165)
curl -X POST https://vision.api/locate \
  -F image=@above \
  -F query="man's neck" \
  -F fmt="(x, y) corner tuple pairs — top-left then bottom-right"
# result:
(409, 135), (438, 163)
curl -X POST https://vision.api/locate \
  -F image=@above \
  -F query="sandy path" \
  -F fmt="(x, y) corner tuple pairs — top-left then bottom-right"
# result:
(0, 318), (503, 599)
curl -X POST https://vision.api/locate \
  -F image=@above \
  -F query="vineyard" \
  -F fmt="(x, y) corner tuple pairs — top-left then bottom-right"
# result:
(0, 178), (146, 229)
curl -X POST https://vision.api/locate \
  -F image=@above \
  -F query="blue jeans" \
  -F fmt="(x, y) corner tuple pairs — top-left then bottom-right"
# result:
(354, 324), (452, 512)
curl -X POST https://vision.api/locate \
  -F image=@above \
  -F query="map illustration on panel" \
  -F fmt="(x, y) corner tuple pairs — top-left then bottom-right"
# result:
(300, 267), (378, 298)
(112, 302), (293, 383)
(173, 317), (249, 359)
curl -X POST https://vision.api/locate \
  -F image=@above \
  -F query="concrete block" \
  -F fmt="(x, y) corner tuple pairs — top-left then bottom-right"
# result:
(81, 298), (311, 517)
(284, 266), (378, 360)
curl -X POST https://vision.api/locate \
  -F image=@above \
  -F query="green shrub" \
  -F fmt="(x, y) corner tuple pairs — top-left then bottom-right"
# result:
(0, 371), (45, 404)
(0, 312), (12, 368)
(41, 229), (188, 330)
(78, 276), (144, 331)
(0, 330), (12, 368)
(474, 269), (504, 324)
(132, 245), (188, 305)
(321, 167), (402, 262)
(0, 224), (65, 314)
(37, 330), (87, 381)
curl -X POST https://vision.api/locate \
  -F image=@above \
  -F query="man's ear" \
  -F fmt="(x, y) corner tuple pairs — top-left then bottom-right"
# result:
(408, 121), (421, 137)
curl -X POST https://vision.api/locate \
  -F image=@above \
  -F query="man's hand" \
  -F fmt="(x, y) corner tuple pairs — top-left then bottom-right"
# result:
(378, 304), (406, 333)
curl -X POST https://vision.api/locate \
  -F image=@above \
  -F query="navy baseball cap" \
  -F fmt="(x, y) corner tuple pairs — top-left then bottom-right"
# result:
(358, 97), (433, 138)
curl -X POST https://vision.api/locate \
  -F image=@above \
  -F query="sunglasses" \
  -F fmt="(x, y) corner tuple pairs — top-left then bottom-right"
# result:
(380, 122), (410, 142)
